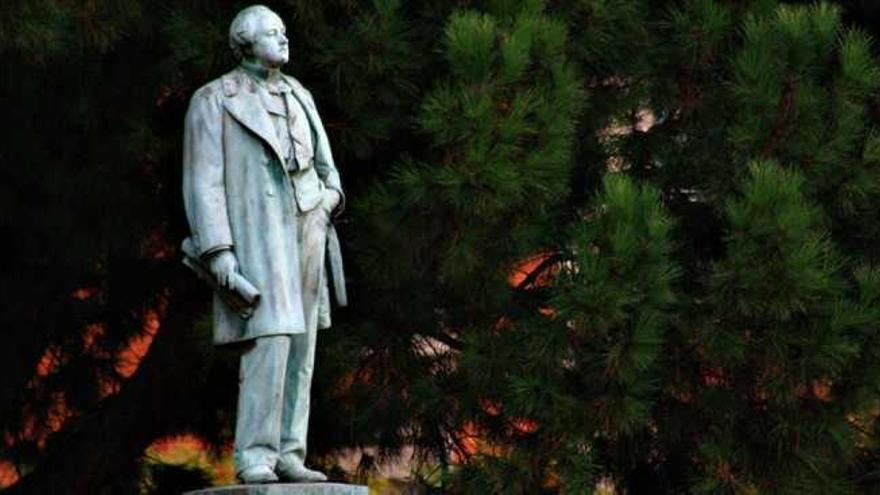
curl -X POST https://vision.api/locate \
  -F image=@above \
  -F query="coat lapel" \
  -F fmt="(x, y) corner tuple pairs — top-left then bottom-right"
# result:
(284, 77), (321, 149)
(284, 76), (312, 116)
(222, 76), (286, 165)
(285, 75), (339, 171)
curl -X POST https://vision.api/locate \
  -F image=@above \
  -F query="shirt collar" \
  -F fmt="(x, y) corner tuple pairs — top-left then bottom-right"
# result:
(240, 61), (291, 94)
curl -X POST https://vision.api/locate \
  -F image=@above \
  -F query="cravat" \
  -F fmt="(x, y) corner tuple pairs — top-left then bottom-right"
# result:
(283, 91), (314, 172)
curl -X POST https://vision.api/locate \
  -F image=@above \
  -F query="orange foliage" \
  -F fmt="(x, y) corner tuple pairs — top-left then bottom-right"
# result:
(35, 345), (62, 378)
(0, 461), (19, 489)
(8, 299), (163, 474)
(479, 397), (502, 416)
(538, 307), (556, 318)
(142, 228), (172, 260)
(116, 309), (160, 378)
(508, 253), (555, 288)
(71, 286), (99, 300)
(452, 421), (485, 462)
(701, 366), (728, 388)
(148, 434), (235, 486)
(82, 323), (106, 351)
(812, 378), (833, 402)
(510, 417), (539, 435)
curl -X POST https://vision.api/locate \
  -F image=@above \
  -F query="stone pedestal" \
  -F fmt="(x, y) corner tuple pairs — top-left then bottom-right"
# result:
(183, 483), (368, 495)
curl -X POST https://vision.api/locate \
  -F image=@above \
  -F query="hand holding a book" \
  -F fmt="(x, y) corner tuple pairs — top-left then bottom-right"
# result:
(209, 250), (238, 290)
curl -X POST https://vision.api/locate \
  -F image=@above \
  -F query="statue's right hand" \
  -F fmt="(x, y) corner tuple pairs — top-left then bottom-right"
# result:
(208, 250), (238, 289)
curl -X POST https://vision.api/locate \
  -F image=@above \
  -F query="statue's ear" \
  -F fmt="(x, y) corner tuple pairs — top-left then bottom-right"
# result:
(240, 44), (254, 60)
(231, 34), (253, 61)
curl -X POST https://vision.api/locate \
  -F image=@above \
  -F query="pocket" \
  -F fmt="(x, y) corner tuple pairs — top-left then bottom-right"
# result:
(290, 167), (322, 212)
(320, 190), (335, 215)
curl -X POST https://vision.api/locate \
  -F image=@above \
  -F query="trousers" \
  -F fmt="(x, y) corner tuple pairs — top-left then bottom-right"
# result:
(233, 201), (330, 473)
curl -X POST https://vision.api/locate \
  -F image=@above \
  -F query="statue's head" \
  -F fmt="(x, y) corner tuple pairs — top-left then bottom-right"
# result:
(229, 5), (289, 68)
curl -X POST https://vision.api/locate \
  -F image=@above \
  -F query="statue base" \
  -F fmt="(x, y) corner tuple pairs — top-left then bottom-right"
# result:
(183, 483), (368, 495)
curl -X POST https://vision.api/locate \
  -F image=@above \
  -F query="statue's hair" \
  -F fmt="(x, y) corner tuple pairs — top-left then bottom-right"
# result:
(229, 5), (276, 61)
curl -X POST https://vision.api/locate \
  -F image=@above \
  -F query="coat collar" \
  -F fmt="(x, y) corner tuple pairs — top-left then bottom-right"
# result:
(281, 74), (313, 109)
(240, 61), (293, 95)
(221, 68), (285, 165)
(219, 68), (320, 166)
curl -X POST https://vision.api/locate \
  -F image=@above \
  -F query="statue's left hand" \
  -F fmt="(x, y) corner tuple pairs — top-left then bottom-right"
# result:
(322, 189), (341, 213)
(208, 250), (239, 290)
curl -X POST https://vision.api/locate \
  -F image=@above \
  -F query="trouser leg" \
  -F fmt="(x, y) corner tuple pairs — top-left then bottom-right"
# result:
(278, 312), (320, 465)
(233, 335), (292, 473)
(279, 204), (329, 466)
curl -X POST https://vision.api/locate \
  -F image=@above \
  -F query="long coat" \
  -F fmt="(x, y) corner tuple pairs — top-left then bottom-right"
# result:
(182, 68), (345, 345)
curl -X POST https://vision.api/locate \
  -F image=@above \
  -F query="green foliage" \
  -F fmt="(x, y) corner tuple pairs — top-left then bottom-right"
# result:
(556, 174), (678, 435)
(691, 162), (862, 491)
(712, 162), (840, 321)
(452, 174), (676, 491)
(310, 0), (426, 159)
(351, 0), (583, 327)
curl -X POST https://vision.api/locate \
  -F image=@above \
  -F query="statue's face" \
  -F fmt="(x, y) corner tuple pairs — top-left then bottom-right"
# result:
(250, 12), (289, 68)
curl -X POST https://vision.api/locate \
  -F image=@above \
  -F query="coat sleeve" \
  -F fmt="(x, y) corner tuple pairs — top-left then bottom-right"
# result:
(182, 88), (234, 257)
(303, 91), (346, 216)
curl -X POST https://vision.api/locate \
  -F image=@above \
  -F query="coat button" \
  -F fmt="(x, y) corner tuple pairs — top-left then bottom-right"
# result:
(266, 189), (275, 197)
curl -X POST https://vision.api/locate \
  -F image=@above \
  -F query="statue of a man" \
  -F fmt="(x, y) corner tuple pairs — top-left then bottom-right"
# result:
(181, 4), (346, 484)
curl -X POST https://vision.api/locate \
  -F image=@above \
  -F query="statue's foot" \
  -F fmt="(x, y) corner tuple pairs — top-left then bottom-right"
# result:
(238, 464), (279, 484)
(275, 460), (328, 482)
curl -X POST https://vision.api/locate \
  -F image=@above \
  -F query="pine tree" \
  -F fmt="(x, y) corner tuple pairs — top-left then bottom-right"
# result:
(385, 1), (880, 493)
(326, 0), (584, 479)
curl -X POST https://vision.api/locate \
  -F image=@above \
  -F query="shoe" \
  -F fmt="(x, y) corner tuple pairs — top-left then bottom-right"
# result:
(238, 464), (279, 484)
(275, 459), (328, 482)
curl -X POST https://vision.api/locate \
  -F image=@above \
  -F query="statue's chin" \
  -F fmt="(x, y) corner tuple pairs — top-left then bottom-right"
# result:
(268, 57), (288, 68)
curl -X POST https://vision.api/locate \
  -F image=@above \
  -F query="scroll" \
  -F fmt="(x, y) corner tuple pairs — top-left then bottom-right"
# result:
(181, 237), (260, 319)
